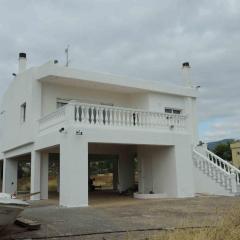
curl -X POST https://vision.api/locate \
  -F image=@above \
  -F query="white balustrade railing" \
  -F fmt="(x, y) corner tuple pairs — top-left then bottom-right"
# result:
(72, 102), (186, 130)
(193, 147), (240, 194)
(39, 102), (187, 132)
(204, 148), (240, 184)
(193, 150), (234, 191)
(39, 106), (66, 131)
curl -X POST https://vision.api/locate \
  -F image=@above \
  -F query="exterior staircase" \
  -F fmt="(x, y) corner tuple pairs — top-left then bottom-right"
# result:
(193, 145), (240, 196)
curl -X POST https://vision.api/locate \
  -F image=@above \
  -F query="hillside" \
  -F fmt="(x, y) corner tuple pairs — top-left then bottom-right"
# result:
(207, 139), (234, 151)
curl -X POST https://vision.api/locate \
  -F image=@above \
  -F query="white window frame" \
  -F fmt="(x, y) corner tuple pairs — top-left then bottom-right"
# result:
(164, 107), (182, 114)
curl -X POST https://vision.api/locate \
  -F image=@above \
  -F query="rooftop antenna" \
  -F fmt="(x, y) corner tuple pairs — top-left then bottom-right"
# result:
(65, 45), (70, 67)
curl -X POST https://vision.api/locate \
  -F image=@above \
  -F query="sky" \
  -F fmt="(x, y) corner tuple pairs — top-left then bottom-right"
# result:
(0, 0), (239, 142)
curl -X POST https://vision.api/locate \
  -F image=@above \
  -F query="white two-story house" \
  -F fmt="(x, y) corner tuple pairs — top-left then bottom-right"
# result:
(0, 53), (239, 207)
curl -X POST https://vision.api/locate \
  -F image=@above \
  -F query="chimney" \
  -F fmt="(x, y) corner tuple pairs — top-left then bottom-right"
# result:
(18, 52), (27, 73)
(182, 62), (192, 87)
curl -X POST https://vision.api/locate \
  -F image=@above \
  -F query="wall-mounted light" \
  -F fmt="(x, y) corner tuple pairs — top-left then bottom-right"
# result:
(76, 130), (83, 135)
(59, 127), (67, 134)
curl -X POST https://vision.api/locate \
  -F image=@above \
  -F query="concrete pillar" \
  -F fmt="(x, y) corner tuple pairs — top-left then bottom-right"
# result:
(60, 132), (88, 207)
(0, 161), (3, 192)
(40, 152), (49, 200)
(57, 160), (60, 193)
(174, 138), (195, 197)
(118, 147), (134, 192)
(30, 151), (41, 200)
(137, 146), (153, 194)
(113, 158), (118, 191)
(2, 158), (18, 194)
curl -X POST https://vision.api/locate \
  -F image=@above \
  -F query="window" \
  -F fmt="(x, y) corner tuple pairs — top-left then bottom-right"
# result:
(165, 108), (172, 114)
(173, 109), (181, 114)
(165, 108), (182, 114)
(20, 102), (26, 123)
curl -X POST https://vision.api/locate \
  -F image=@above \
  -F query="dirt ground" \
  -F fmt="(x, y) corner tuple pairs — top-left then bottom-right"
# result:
(2, 193), (240, 240)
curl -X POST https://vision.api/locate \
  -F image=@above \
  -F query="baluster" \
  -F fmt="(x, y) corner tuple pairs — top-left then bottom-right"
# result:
(81, 106), (86, 123)
(118, 110), (121, 126)
(147, 112), (150, 127)
(125, 111), (128, 126)
(164, 114), (168, 128)
(129, 111), (132, 126)
(130, 111), (134, 126)
(95, 107), (99, 125)
(152, 113), (156, 127)
(86, 106), (90, 124)
(108, 108), (111, 125)
(89, 107), (92, 124)
(155, 113), (159, 128)
(109, 109), (113, 126)
(99, 107), (103, 125)
(121, 110), (124, 126)
(78, 106), (82, 122)
(112, 109), (115, 126)
(149, 112), (153, 127)
(114, 109), (117, 126)
(142, 112), (146, 127)
(91, 106), (94, 124)
(74, 106), (77, 121)
(104, 109), (108, 125)
(166, 114), (170, 128)
(88, 107), (91, 124)
(163, 114), (167, 128)
(235, 171), (238, 183)
(146, 112), (150, 127)
(138, 112), (142, 127)
(158, 113), (162, 127)
(150, 112), (154, 128)
(121, 110), (125, 126)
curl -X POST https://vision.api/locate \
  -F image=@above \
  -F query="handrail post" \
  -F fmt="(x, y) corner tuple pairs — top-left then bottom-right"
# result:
(65, 103), (75, 126)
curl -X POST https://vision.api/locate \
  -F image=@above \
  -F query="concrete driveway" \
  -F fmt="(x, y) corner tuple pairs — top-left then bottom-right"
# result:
(2, 193), (240, 239)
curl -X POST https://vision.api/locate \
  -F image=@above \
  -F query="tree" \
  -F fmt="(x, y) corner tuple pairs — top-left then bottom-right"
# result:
(213, 142), (233, 161)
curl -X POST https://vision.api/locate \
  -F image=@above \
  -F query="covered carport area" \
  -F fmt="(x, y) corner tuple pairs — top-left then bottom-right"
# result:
(31, 127), (195, 207)
(87, 143), (178, 204)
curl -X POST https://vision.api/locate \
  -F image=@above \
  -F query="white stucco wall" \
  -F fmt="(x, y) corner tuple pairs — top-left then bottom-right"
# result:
(137, 139), (194, 198)
(148, 92), (185, 112)
(0, 68), (42, 151)
(194, 166), (232, 196)
(41, 82), (133, 115)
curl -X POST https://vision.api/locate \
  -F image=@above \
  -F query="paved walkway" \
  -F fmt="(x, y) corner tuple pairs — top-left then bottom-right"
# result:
(2, 193), (240, 239)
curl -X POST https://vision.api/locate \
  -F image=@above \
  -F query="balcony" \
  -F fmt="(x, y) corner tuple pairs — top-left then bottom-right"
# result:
(38, 101), (187, 133)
